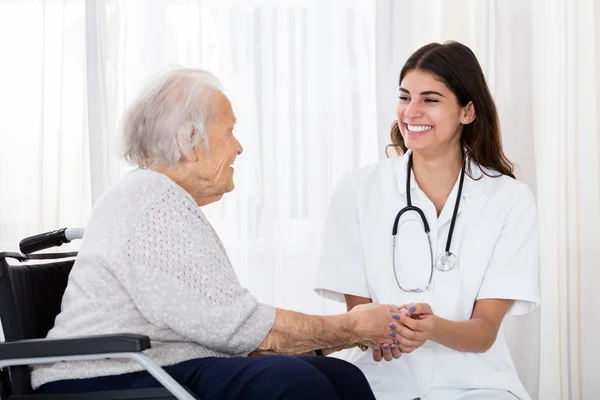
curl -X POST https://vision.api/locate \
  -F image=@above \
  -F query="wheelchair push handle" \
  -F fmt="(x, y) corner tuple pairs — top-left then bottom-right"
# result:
(19, 227), (84, 254)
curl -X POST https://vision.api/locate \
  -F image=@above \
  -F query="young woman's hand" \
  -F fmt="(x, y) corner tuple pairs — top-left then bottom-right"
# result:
(390, 303), (435, 349)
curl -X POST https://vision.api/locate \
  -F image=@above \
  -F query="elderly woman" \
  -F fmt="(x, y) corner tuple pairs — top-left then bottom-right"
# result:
(31, 68), (400, 400)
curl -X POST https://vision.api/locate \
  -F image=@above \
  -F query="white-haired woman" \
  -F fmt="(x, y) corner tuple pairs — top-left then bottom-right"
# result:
(31, 68), (401, 400)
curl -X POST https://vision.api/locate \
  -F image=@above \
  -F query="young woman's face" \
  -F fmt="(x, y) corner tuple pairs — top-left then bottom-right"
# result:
(396, 69), (474, 155)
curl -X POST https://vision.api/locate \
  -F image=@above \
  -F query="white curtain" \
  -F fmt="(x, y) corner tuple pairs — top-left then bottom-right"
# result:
(532, 0), (600, 398)
(2, 0), (600, 398)
(0, 0), (90, 253)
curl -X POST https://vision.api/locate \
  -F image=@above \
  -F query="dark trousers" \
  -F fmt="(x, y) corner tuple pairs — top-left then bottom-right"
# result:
(36, 355), (376, 400)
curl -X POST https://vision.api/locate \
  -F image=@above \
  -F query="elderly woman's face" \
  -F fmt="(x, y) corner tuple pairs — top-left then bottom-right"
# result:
(193, 91), (243, 196)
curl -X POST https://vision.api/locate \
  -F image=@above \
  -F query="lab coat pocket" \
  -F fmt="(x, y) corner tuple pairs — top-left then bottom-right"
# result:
(434, 236), (495, 320)
(459, 237), (496, 290)
(461, 236), (495, 266)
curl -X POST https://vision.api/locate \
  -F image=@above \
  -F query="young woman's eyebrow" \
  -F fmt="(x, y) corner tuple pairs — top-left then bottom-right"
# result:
(399, 87), (444, 97)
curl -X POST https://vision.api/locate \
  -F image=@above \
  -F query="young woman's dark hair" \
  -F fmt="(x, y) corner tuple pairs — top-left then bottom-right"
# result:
(388, 41), (515, 179)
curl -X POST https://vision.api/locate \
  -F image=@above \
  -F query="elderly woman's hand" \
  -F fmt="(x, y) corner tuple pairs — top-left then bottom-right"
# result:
(360, 342), (402, 362)
(360, 303), (436, 361)
(358, 305), (406, 362)
(348, 303), (404, 347)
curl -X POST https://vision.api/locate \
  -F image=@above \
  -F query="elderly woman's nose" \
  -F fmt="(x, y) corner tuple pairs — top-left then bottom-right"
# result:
(236, 138), (244, 155)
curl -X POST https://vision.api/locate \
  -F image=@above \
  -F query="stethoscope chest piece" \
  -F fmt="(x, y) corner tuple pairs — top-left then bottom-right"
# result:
(435, 251), (457, 272)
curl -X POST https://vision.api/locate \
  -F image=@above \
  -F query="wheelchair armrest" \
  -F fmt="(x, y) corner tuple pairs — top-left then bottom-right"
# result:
(0, 333), (151, 360)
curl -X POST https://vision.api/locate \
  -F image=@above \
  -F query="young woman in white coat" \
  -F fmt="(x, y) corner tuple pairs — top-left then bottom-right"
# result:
(314, 41), (540, 400)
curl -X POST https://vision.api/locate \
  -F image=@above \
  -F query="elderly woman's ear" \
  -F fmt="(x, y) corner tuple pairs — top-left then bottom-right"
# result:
(177, 126), (200, 162)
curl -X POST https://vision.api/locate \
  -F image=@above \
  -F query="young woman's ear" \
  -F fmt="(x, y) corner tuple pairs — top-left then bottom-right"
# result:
(461, 102), (476, 125)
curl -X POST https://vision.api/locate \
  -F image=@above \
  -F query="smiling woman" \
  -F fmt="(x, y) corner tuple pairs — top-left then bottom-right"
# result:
(314, 41), (540, 400)
(30, 67), (398, 400)
(120, 69), (244, 205)
(389, 42), (515, 181)
(397, 69), (474, 168)
(156, 91), (244, 205)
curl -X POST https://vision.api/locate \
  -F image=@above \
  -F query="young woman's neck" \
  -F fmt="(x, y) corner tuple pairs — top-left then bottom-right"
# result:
(411, 144), (464, 213)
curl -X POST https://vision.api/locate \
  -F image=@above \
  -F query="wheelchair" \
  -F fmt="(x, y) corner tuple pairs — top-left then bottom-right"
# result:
(0, 228), (199, 400)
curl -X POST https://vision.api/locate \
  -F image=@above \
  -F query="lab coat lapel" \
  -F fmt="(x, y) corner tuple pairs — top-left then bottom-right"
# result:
(437, 159), (487, 227)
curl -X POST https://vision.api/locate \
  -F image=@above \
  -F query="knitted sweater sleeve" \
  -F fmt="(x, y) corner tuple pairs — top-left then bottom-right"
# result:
(114, 186), (276, 355)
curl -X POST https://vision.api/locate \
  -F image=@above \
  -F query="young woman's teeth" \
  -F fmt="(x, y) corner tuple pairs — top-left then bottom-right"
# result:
(407, 124), (433, 132)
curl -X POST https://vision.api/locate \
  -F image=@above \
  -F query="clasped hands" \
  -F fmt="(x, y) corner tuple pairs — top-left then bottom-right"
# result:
(361, 303), (435, 362)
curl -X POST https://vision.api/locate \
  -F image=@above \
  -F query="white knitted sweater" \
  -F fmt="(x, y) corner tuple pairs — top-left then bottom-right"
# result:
(31, 169), (276, 389)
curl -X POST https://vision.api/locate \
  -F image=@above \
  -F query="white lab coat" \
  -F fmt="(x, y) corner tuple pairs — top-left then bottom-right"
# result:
(314, 150), (540, 400)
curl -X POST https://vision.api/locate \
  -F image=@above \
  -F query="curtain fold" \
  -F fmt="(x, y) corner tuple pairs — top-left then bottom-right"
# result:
(532, 0), (600, 398)
(86, 0), (113, 202)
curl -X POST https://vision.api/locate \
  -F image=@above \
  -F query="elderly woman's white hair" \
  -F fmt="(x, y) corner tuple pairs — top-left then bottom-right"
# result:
(121, 67), (223, 168)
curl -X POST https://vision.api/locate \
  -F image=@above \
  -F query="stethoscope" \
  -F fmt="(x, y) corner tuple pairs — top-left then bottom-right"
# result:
(391, 153), (466, 292)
